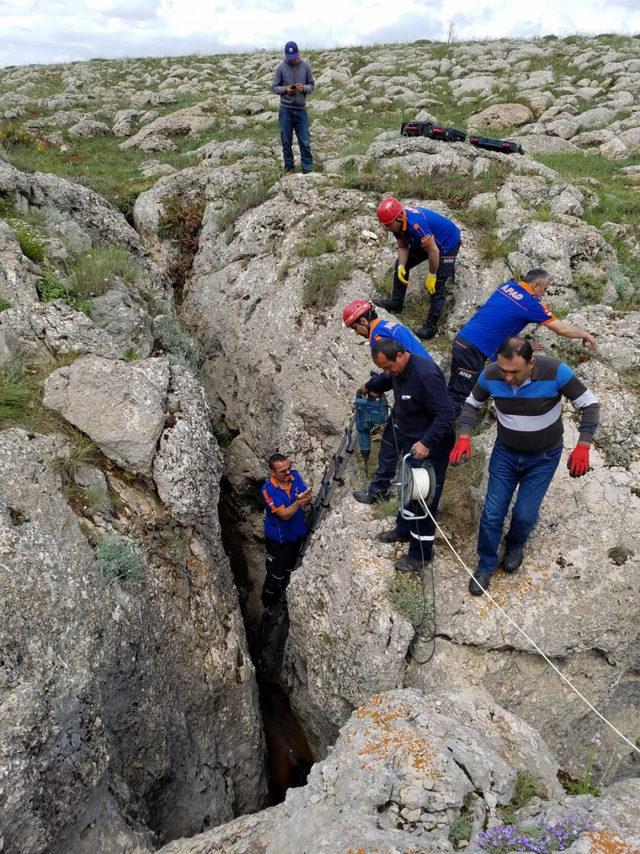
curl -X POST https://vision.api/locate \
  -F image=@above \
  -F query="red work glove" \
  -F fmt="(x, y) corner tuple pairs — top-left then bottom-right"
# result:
(567, 444), (590, 477)
(449, 436), (471, 466)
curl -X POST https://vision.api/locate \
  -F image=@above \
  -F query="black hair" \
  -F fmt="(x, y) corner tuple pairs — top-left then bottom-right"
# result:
(497, 337), (533, 361)
(364, 307), (378, 323)
(371, 338), (406, 360)
(522, 268), (550, 284)
(268, 452), (288, 469)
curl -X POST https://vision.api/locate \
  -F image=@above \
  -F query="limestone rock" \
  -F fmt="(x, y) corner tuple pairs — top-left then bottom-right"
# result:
(89, 288), (154, 359)
(43, 355), (170, 476)
(152, 365), (223, 528)
(468, 103), (533, 130)
(67, 118), (113, 138)
(121, 106), (217, 151)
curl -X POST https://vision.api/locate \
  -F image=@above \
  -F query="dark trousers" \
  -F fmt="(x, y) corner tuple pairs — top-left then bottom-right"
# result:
(279, 106), (313, 173)
(389, 241), (460, 323)
(368, 415), (400, 497)
(447, 334), (487, 417)
(261, 537), (304, 609)
(477, 441), (562, 575)
(396, 431), (455, 562)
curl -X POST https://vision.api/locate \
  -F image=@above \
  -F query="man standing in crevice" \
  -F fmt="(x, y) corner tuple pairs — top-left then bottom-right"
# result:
(271, 41), (315, 175)
(260, 453), (312, 620)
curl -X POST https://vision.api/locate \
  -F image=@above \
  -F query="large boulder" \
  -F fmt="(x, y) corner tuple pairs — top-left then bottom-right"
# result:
(158, 690), (638, 854)
(0, 428), (267, 852)
(43, 355), (170, 476)
(468, 103), (533, 130)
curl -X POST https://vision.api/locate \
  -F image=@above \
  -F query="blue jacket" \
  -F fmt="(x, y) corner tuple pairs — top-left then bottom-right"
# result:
(366, 354), (455, 448)
(369, 317), (432, 359)
(400, 206), (461, 255)
(459, 279), (556, 359)
(261, 469), (308, 543)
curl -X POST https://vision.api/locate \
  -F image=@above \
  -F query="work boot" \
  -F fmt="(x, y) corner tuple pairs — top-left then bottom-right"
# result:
(353, 490), (387, 504)
(375, 298), (403, 314)
(395, 555), (422, 573)
(503, 546), (524, 573)
(414, 321), (438, 340)
(469, 571), (491, 596)
(377, 528), (410, 544)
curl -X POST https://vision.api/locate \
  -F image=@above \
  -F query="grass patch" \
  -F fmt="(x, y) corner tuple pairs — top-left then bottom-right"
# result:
(68, 246), (138, 296)
(302, 256), (351, 311)
(337, 162), (510, 211)
(441, 449), (486, 543)
(296, 215), (337, 258)
(449, 815), (472, 845)
(559, 767), (599, 797)
(619, 367), (640, 396)
(0, 297), (11, 311)
(37, 263), (92, 315)
(373, 494), (400, 519)
(0, 361), (40, 429)
(477, 231), (517, 262)
(459, 205), (497, 230)
(95, 534), (143, 582)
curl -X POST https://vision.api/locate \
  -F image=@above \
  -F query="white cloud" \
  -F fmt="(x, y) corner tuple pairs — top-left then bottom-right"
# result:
(0, 0), (638, 68)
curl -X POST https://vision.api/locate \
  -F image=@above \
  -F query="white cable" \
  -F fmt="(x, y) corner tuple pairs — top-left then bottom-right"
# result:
(414, 490), (640, 758)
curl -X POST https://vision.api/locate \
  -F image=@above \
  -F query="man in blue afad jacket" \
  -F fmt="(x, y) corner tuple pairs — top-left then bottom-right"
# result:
(272, 41), (315, 174)
(448, 268), (597, 416)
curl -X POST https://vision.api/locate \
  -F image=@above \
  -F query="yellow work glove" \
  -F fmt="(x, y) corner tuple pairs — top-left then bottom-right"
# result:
(397, 265), (408, 285)
(425, 273), (437, 295)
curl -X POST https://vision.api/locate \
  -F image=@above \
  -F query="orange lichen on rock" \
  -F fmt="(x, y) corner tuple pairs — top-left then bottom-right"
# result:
(586, 830), (640, 854)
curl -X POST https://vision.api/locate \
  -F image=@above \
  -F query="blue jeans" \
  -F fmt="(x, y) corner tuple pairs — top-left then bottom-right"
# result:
(279, 106), (313, 173)
(477, 440), (562, 575)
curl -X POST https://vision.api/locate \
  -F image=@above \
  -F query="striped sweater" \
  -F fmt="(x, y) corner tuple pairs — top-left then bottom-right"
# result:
(460, 356), (599, 454)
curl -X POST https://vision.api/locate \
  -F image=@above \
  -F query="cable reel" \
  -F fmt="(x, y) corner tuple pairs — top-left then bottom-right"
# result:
(397, 453), (437, 520)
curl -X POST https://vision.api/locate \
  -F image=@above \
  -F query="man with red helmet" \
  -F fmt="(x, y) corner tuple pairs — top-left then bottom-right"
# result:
(376, 197), (461, 341)
(343, 298), (432, 504)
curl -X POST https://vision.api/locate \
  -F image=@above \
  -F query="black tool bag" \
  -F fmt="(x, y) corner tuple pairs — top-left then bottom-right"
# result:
(401, 121), (466, 142)
(469, 135), (525, 155)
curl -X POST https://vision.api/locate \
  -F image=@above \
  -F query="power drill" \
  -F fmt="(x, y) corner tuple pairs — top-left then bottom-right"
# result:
(354, 390), (389, 476)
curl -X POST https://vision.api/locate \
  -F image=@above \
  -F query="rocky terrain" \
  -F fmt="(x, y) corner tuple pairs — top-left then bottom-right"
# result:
(1, 32), (640, 854)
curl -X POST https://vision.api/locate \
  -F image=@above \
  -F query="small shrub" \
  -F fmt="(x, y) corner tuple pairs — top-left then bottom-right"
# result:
(123, 347), (140, 363)
(9, 219), (45, 262)
(560, 768), (599, 797)
(478, 231), (515, 262)
(0, 122), (33, 152)
(387, 573), (434, 628)
(302, 256), (351, 310)
(0, 297), (11, 311)
(95, 535), (143, 582)
(500, 770), (548, 823)
(449, 815), (472, 845)
(37, 262), (93, 315)
(158, 195), (205, 292)
(533, 203), (552, 222)
(573, 271), (605, 303)
(0, 195), (17, 219)
(68, 246), (138, 297)
(154, 313), (203, 369)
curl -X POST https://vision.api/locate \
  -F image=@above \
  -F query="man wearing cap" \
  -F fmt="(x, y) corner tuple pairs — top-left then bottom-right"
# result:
(447, 268), (597, 416)
(343, 298), (432, 504)
(272, 41), (315, 174)
(376, 197), (461, 341)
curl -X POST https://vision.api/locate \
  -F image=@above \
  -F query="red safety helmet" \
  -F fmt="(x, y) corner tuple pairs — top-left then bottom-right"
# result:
(377, 196), (404, 226)
(343, 299), (374, 328)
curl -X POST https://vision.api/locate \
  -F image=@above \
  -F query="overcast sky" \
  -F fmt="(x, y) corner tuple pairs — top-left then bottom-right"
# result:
(1, 0), (639, 69)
